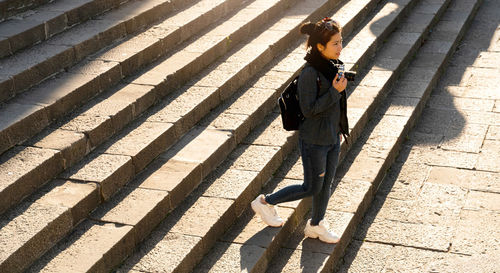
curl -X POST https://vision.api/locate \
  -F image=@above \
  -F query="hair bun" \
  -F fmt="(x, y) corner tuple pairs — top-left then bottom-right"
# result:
(299, 22), (315, 35)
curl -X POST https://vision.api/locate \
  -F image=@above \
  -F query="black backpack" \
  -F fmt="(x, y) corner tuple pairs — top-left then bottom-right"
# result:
(278, 73), (319, 131)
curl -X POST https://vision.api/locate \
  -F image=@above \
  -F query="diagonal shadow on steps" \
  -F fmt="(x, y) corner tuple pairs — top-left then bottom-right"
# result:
(338, 0), (500, 270)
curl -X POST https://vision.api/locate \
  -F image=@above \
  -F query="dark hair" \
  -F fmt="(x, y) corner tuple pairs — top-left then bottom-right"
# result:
(300, 18), (341, 52)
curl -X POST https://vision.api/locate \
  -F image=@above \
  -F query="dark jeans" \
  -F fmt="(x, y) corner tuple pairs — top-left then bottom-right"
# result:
(265, 135), (340, 225)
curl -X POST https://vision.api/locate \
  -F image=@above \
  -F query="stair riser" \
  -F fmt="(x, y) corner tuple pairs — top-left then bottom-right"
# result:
(0, 0), (288, 158)
(0, 0), (52, 21)
(0, 210), (73, 273)
(244, 0), (455, 271)
(0, 0), (226, 104)
(349, 0), (452, 146)
(0, 151), (64, 215)
(325, 4), (483, 273)
(0, 0), (293, 216)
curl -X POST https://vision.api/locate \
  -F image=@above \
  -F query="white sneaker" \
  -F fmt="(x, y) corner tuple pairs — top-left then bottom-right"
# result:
(304, 219), (340, 244)
(251, 194), (284, 227)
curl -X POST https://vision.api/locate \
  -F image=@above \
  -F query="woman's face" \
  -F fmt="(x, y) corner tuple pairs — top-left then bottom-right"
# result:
(317, 32), (343, 60)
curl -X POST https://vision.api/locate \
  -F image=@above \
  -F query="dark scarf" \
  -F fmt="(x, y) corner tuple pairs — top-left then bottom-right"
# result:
(305, 49), (350, 139)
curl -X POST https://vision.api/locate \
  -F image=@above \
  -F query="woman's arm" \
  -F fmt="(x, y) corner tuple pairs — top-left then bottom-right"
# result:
(297, 67), (343, 118)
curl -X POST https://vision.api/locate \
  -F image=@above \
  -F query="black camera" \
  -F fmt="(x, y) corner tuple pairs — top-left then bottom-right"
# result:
(335, 64), (356, 81)
(344, 71), (356, 81)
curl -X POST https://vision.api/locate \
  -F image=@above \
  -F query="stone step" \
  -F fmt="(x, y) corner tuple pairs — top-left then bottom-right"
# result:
(21, 0), (355, 271)
(0, 0), (218, 102)
(0, 0), (333, 271)
(0, 0), (141, 59)
(193, 0), (470, 271)
(266, 0), (482, 270)
(0, 0), (281, 215)
(117, 0), (429, 271)
(0, 0), (53, 21)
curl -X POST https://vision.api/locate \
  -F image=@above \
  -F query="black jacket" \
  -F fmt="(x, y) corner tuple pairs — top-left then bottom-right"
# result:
(297, 52), (349, 145)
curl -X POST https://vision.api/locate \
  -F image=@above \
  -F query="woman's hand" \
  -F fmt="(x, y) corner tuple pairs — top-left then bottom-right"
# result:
(332, 73), (347, 93)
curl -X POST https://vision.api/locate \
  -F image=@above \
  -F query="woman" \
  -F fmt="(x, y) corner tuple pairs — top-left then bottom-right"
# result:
(251, 18), (349, 244)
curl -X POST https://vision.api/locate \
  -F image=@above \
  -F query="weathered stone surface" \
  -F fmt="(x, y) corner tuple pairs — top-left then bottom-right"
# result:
(361, 194), (414, 224)
(162, 126), (234, 177)
(119, 232), (201, 273)
(451, 209), (500, 255)
(427, 166), (500, 193)
(220, 207), (294, 248)
(30, 220), (135, 273)
(61, 153), (134, 200)
(169, 196), (234, 238)
(225, 144), (282, 181)
(427, 251), (500, 273)
(337, 240), (393, 273)
(274, 149), (302, 180)
(0, 200), (72, 273)
(253, 70), (290, 90)
(134, 157), (202, 195)
(283, 210), (353, 254)
(0, 102), (49, 152)
(476, 140), (500, 171)
(328, 179), (373, 213)
(462, 111), (500, 126)
(378, 161), (430, 200)
(411, 52), (447, 68)
(428, 95), (495, 112)
(60, 114), (113, 148)
(202, 113), (250, 143)
(407, 182), (467, 227)
(29, 129), (88, 168)
(102, 121), (175, 173)
(0, 146), (63, 214)
(410, 146), (479, 169)
(19, 71), (100, 121)
(440, 131), (485, 153)
(344, 155), (385, 182)
(202, 168), (260, 201)
(92, 187), (170, 243)
(148, 85), (219, 133)
(471, 51), (500, 68)
(34, 179), (99, 224)
(383, 96), (420, 117)
(391, 80), (430, 98)
(193, 241), (266, 273)
(399, 13), (434, 33)
(464, 190), (500, 212)
(356, 218), (454, 251)
(242, 113), (295, 149)
(382, 246), (446, 272)
(359, 70), (393, 88)
(266, 248), (330, 273)
(68, 59), (122, 91)
(486, 125), (500, 140)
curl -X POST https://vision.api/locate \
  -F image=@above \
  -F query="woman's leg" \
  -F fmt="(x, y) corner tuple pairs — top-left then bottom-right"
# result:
(265, 139), (328, 205)
(310, 136), (340, 225)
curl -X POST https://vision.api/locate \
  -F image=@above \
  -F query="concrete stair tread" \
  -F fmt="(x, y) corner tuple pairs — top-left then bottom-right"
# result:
(0, 0), (333, 271)
(0, 0), (482, 270)
(0, 0), (54, 22)
(266, 0), (481, 267)
(0, 0), (125, 58)
(120, 0), (424, 270)
(22, 0), (343, 271)
(0, 0), (268, 216)
(0, 0), (202, 104)
(214, 0), (480, 272)
(0, 0), (321, 217)
(192, 0), (467, 270)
